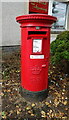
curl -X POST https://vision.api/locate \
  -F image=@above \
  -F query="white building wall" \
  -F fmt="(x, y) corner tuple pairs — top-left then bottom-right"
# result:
(2, 2), (29, 46)
(0, 2), (2, 46)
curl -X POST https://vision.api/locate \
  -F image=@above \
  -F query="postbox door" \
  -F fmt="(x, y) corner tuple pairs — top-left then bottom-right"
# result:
(28, 35), (49, 91)
(21, 28), (50, 92)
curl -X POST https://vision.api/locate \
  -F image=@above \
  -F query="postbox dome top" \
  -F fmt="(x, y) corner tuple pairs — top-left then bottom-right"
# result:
(16, 14), (57, 27)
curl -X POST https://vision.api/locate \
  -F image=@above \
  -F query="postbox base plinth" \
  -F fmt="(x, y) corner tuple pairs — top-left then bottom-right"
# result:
(19, 87), (48, 102)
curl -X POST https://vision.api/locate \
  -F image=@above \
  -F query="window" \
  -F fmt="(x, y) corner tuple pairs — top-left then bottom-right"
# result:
(52, 1), (68, 30)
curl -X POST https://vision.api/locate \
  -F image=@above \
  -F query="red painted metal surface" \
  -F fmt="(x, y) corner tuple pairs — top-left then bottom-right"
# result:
(29, 2), (49, 14)
(16, 14), (57, 92)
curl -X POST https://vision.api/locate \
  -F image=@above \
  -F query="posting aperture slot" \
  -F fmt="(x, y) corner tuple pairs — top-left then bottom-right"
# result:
(29, 31), (46, 35)
(28, 31), (46, 36)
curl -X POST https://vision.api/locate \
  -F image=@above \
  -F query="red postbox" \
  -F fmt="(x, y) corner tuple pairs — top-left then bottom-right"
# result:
(16, 14), (57, 101)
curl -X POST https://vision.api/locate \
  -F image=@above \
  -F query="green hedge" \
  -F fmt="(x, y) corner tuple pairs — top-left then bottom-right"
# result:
(51, 31), (69, 65)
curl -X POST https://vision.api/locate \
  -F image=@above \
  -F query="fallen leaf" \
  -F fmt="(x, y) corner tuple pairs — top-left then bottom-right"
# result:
(0, 92), (4, 96)
(62, 92), (65, 95)
(45, 102), (49, 106)
(49, 100), (52, 103)
(51, 113), (54, 117)
(49, 110), (52, 113)
(31, 113), (34, 116)
(62, 116), (67, 119)
(62, 89), (65, 92)
(41, 111), (46, 116)
(7, 89), (11, 92)
(63, 101), (67, 105)
(10, 110), (13, 114)
(26, 106), (31, 110)
(62, 96), (64, 100)
(65, 97), (67, 100)
(19, 108), (21, 112)
(17, 110), (20, 114)
(54, 98), (59, 107)
(16, 105), (19, 108)
(31, 103), (35, 107)
(28, 110), (32, 114)
(41, 115), (46, 118)
(2, 111), (6, 119)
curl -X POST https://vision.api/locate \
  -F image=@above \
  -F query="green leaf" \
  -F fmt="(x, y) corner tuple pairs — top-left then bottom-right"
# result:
(2, 111), (5, 116)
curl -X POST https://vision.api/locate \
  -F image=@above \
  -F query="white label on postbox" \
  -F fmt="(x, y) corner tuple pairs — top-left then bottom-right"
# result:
(30, 55), (44, 59)
(33, 39), (42, 53)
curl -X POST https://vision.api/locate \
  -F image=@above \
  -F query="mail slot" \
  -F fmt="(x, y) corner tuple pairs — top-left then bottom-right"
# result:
(28, 31), (46, 35)
(16, 14), (57, 101)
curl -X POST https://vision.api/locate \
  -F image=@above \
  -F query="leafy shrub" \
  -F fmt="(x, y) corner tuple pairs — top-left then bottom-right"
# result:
(51, 31), (69, 74)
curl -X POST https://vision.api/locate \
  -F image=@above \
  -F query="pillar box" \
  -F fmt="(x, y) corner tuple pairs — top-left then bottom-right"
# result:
(16, 14), (57, 101)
